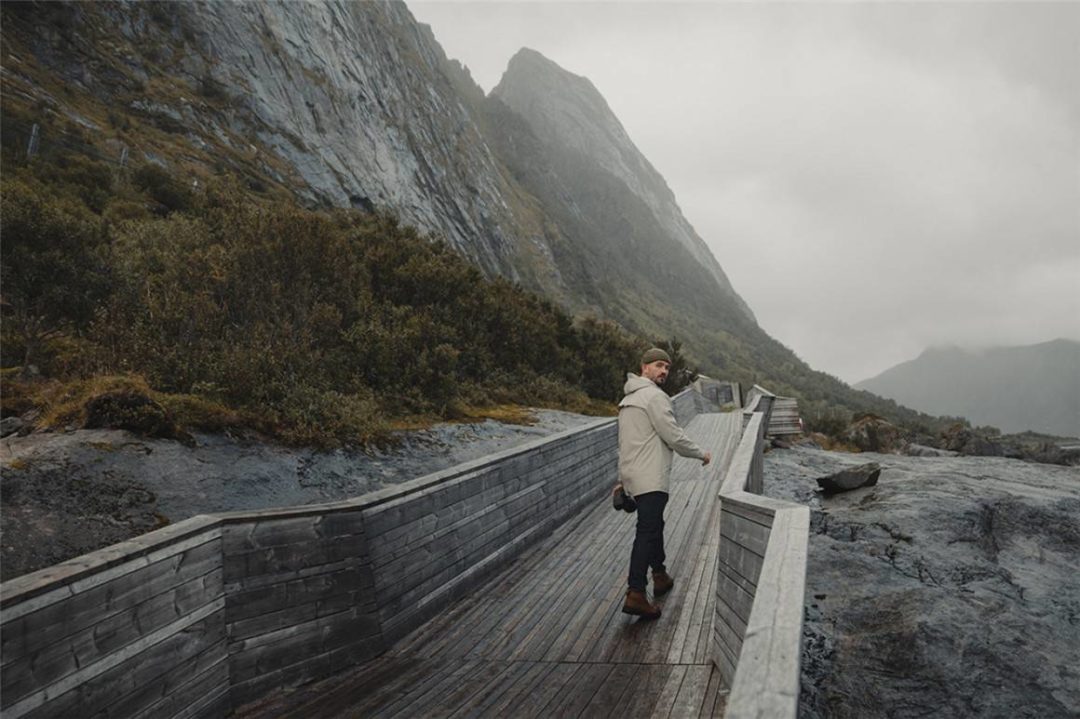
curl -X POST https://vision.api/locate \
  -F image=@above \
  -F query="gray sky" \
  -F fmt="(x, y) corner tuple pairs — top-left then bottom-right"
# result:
(408, 1), (1079, 385)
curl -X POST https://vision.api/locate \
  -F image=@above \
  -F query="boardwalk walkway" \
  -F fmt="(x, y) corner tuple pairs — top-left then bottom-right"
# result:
(242, 411), (743, 718)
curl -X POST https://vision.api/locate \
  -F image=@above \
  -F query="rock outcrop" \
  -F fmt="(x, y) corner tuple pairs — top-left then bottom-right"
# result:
(765, 445), (1080, 718)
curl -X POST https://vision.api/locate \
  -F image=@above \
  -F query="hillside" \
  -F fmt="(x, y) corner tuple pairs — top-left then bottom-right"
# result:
(0, 0), (953, 434)
(855, 339), (1080, 437)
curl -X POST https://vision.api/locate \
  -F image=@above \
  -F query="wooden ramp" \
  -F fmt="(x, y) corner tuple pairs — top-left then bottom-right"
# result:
(240, 412), (742, 718)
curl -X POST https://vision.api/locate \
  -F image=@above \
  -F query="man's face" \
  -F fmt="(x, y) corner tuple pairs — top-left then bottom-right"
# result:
(641, 360), (670, 385)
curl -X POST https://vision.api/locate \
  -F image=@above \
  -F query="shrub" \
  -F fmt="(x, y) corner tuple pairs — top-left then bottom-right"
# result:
(131, 163), (194, 214)
(2, 159), (640, 445)
(0, 179), (111, 368)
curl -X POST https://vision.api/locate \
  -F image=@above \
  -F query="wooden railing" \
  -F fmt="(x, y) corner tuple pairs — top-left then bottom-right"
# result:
(711, 392), (810, 718)
(0, 418), (617, 717)
(2, 382), (811, 718)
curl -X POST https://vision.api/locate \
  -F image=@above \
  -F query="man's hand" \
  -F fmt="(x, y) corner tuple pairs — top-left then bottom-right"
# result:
(702, 452), (712, 466)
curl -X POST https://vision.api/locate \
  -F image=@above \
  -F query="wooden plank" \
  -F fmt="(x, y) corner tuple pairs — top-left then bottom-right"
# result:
(228, 609), (381, 684)
(269, 654), (409, 718)
(665, 502), (718, 664)
(718, 535), (765, 586)
(670, 664), (712, 718)
(477, 660), (558, 719)
(691, 553), (719, 664)
(581, 662), (639, 717)
(128, 649), (228, 719)
(223, 514), (356, 553)
(454, 660), (534, 717)
(225, 565), (375, 626)
(17, 607), (224, 719)
(619, 664), (674, 719)
(721, 500), (775, 528)
(223, 535), (361, 583)
(701, 666), (728, 718)
(649, 664), (688, 718)
(379, 658), (480, 719)
(518, 662), (580, 718)
(714, 594), (748, 649)
(719, 511), (770, 558)
(724, 507), (808, 719)
(0, 517), (221, 614)
(432, 660), (516, 719)
(715, 570), (755, 627)
(543, 516), (632, 663)
(3, 565), (222, 705)
(508, 502), (630, 662)
(544, 662), (614, 718)
(713, 628), (737, 688)
(2, 537), (221, 668)
(380, 514), (566, 643)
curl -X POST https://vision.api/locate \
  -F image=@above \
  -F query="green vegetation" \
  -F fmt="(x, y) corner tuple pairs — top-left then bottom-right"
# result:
(1, 141), (646, 446)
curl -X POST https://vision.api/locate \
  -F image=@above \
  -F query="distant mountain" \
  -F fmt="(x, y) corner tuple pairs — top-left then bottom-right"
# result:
(855, 340), (1080, 436)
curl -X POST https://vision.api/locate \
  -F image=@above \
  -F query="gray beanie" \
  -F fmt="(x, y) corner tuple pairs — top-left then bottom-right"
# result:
(641, 347), (672, 365)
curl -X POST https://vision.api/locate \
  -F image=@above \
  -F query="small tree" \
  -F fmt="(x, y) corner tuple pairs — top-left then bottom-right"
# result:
(659, 336), (697, 396)
(0, 181), (110, 369)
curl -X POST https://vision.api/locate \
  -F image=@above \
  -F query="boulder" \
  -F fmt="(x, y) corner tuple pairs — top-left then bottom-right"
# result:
(903, 443), (958, 458)
(0, 416), (25, 438)
(816, 462), (881, 494)
(843, 415), (907, 453)
(939, 422), (1004, 457)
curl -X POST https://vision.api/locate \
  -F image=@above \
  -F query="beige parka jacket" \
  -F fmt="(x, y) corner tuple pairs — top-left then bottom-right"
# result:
(617, 374), (706, 497)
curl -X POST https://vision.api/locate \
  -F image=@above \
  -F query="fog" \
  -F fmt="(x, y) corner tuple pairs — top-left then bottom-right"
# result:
(408, 1), (1079, 384)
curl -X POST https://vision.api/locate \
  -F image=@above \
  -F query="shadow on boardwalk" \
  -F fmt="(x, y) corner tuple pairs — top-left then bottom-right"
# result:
(239, 412), (742, 718)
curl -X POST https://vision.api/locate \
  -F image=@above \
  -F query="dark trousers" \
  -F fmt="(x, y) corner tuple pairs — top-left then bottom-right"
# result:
(627, 491), (668, 592)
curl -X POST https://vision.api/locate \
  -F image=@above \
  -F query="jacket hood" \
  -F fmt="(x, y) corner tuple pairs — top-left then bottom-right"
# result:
(623, 373), (656, 395)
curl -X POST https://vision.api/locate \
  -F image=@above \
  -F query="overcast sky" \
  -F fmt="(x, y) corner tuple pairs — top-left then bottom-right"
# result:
(408, 1), (1079, 385)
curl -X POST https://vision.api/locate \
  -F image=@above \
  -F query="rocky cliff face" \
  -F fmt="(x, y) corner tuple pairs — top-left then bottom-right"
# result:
(6, 0), (900, 411)
(491, 48), (754, 324)
(1, 0), (568, 289)
(1, 0), (760, 349)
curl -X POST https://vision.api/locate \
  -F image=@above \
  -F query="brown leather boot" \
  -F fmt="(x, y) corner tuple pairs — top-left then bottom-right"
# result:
(622, 589), (661, 620)
(652, 571), (675, 597)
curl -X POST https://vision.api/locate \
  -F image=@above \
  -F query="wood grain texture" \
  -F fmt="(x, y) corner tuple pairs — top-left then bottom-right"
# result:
(235, 411), (741, 718)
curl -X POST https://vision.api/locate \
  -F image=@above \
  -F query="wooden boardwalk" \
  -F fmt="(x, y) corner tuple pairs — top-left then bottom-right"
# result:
(241, 412), (743, 718)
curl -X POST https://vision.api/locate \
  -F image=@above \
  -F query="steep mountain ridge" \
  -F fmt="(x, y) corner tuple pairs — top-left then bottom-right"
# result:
(491, 47), (755, 324)
(1, 1), (563, 287)
(856, 339), (1080, 436)
(2, 0), (930, 427)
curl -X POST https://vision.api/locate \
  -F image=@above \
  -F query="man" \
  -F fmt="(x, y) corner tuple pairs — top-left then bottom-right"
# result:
(617, 347), (711, 619)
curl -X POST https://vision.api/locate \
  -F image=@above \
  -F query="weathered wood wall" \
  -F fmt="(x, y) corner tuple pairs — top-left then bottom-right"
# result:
(0, 516), (228, 719)
(362, 420), (618, 643)
(713, 397), (810, 719)
(0, 415), (619, 718)
(221, 504), (383, 707)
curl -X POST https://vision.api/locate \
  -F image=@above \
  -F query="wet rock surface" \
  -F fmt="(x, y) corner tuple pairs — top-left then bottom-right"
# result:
(0, 410), (599, 581)
(764, 445), (1080, 718)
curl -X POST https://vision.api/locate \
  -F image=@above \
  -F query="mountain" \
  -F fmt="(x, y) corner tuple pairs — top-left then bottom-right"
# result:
(855, 340), (1080, 436)
(0, 0), (930, 426)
